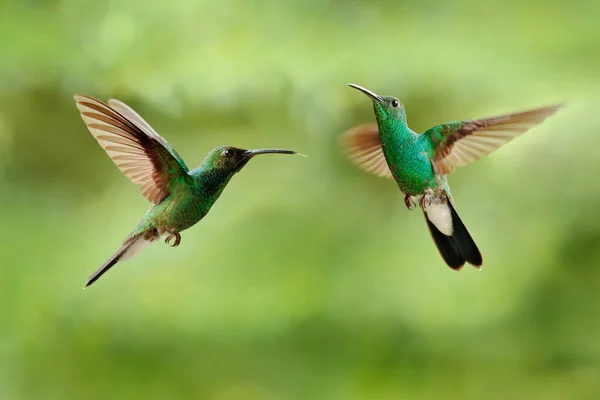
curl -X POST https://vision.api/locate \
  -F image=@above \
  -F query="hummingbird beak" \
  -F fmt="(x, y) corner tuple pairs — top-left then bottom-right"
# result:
(244, 149), (300, 157)
(348, 83), (384, 102)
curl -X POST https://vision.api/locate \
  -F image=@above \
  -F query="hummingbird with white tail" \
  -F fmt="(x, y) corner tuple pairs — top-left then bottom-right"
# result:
(342, 84), (563, 270)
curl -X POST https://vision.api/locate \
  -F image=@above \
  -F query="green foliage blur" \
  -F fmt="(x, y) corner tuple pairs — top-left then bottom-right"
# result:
(1, 0), (600, 398)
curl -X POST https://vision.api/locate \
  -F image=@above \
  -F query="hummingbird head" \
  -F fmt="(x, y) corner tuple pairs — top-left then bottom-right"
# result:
(348, 83), (407, 126)
(203, 145), (299, 174)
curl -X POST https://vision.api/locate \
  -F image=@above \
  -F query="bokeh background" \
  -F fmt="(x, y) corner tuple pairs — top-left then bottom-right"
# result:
(2, 0), (600, 398)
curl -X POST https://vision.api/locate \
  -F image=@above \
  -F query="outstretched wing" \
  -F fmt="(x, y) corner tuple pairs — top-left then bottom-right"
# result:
(424, 104), (564, 175)
(340, 124), (393, 178)
(106, 98), (189, 173)
(74, 95), (190, 204)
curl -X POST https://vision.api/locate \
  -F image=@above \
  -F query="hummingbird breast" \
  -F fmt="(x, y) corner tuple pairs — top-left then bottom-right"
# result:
(382, 136), (436, 195)
(148, 184), (218, 234)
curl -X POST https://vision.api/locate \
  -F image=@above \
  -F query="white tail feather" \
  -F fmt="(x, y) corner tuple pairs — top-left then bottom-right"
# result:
(424, 202), (454, 236)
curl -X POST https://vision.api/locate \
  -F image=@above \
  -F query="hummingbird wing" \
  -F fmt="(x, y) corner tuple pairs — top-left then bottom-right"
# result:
(340, 124), (393, 178)
(74, 95), (190, 204)
(106, 98), (189, 173)
(424, 104), (564, 175)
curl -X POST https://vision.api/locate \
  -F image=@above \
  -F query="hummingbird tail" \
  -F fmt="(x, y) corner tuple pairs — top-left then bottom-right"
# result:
(85, 234), (152, 288)
(424, 200), (482, 270)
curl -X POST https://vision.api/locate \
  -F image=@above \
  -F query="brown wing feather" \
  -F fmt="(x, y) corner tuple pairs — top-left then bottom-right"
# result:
(74, 95), (189, 204)
(428, 104), (564, 174)
(340, 124), (393, 178)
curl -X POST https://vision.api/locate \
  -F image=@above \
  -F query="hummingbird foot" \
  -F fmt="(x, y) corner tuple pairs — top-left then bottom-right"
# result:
(420, 188), (435, 209)
(404, 194), (418, 210)
(165, 232), (181, 247)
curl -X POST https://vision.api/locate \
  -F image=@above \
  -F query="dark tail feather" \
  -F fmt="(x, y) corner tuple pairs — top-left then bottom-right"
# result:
(424, 201), (482, 270)
(85, 237), (140, 288)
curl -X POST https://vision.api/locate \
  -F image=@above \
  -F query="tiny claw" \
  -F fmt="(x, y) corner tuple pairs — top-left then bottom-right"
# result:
(420, 188), (434, 209)
(165, 232), (181, 247)
(404, 194), (416, 210)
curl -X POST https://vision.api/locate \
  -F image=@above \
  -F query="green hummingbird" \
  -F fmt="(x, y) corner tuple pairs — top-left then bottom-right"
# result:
(74, 95), (301, 287)
(342, 84), (563, 270)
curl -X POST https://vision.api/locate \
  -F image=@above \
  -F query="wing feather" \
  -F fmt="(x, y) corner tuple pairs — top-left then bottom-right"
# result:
(340, 124), (393, 179)
(108, 98), (189, 172)
(425, 104), (564, 174)
(74, 95), (189, 204)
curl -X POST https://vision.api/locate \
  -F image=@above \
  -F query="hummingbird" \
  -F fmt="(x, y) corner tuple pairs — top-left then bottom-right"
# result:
(342, 84), (563, 270)
(74, 95), (301, 287)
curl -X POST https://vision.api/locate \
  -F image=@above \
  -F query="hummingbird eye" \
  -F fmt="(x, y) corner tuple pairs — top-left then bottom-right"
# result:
(390, 99), (399, 108)
(222, 149), (234, 157)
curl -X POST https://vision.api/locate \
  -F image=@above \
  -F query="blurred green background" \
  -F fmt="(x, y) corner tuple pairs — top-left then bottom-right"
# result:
(1, 0), (600, 398)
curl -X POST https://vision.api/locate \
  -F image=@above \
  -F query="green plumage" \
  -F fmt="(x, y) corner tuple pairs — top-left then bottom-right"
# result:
(344, 84), (563, 269)
(74, 95), (300, 287)
(373, 105), (436, 194)
(125, 150), (236, 243)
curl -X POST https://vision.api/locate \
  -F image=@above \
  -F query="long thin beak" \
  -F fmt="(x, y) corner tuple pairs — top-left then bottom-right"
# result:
(245, 149), (302, 157)
(348, 83), (384, 102)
